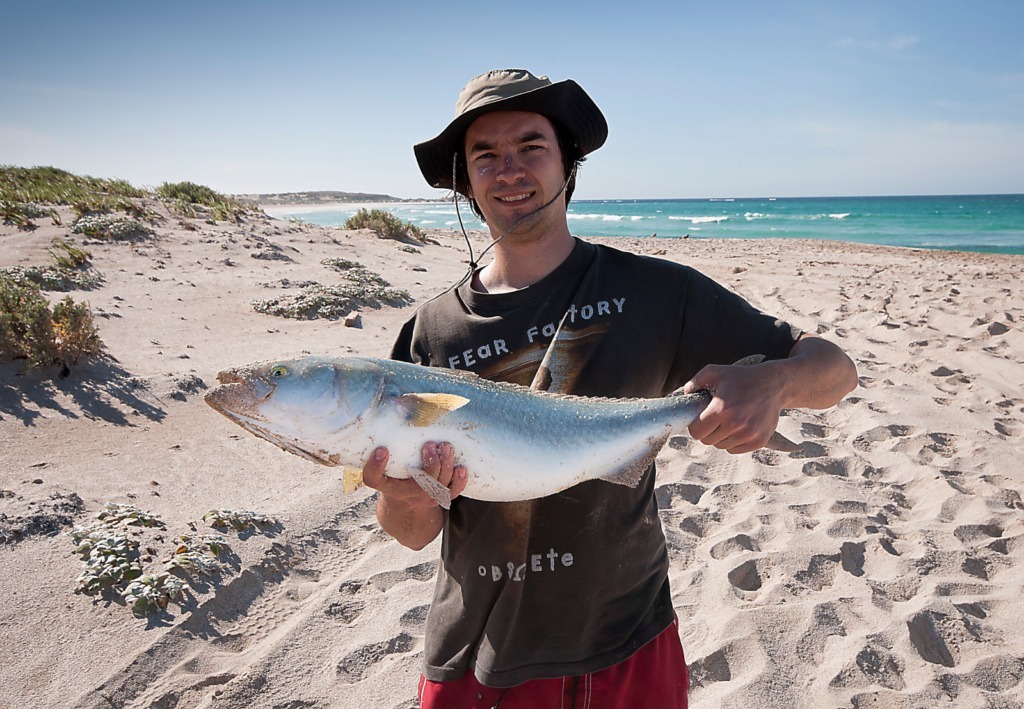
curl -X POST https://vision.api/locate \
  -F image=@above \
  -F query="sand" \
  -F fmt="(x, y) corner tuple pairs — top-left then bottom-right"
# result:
(1, 202), (1022, 708)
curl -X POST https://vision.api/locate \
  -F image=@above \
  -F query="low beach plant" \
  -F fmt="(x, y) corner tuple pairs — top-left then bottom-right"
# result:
(70, 214), (154, 241)
(343, 208), (426, 243)
(68, 502), (280, 616)
(49, 238), (90, 270)
(72, 529), (142, 594)
(321, 257), (390, 287)
(164, 532), (230, 576)
(1, 166), (258, 230)
(0, 275), (56, 364)
(252, 281), (412, 319)
(70, 504), (162, 595)
(203, 508), (279, 532)
(0, 238), (102, 292)
(121, 573), (186, 614)
(252, 258), (411, 319)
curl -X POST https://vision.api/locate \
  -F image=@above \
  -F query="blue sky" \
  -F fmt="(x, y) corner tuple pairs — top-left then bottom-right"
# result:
(2, 1), (1021, 200)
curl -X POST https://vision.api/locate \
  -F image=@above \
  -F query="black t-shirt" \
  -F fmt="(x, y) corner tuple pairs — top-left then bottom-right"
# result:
(390, 238), (800, 687)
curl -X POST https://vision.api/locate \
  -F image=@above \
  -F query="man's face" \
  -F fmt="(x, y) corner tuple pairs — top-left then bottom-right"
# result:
(463, 111), (567, 237)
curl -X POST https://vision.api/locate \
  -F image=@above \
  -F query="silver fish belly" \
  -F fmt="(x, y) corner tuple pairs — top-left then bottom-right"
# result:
(205, 355), (711, 507)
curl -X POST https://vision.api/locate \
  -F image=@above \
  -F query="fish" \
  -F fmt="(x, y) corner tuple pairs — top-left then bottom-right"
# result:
(204, 355), (797, 508)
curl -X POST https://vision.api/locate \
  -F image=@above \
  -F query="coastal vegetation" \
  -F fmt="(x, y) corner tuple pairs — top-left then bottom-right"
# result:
(252, 257), (411, 320)
(70, 503), (277, 615)
(0, 274), (103, 367)
(343, 207), (426, 243)
(0, 166), (258, 229)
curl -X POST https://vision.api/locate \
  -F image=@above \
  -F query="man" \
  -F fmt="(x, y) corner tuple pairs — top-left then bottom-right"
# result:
(363, 69), (858, 707)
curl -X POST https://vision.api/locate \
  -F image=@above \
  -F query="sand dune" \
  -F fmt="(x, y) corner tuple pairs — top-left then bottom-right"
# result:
(1, 204), (1022, 707)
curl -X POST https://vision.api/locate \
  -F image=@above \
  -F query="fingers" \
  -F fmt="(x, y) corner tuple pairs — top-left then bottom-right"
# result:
(688, 419), (771, 454)
(421, 441), (468, 502)
(362, 442), (468, 506)
(362, 447), (390, 489)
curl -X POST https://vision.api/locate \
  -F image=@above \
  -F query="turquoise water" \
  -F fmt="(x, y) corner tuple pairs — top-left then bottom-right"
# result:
(273, 194), (1024, 255)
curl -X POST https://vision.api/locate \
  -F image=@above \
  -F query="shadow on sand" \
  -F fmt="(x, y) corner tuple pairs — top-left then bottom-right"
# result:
(0, 356), (165, 426)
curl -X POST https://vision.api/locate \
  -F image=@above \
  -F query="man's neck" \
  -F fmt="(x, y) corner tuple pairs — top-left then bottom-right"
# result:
(472, 227), (576, 294)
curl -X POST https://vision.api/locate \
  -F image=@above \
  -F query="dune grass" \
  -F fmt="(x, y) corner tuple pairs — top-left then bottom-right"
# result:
(0, 166), (258, 229)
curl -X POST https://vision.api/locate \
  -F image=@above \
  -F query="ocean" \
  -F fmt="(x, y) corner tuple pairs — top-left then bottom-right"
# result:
(271, 194), (1024, 256)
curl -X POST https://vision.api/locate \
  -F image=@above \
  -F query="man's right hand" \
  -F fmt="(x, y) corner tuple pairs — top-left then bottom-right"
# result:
(363, 442), (468, 550)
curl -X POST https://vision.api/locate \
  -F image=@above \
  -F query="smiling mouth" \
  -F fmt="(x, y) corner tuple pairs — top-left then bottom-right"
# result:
(496, 192), (533, 204)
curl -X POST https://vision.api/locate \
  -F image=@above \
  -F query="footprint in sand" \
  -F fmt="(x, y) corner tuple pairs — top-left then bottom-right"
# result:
(794, 553), (840, 591)
(325, 599), (365, 623)
(801, 458), (851, 477)
(369, 560), (437, 593)
(687, 646), (733, 690)
(868, 577), (922, 606)
(830, 641), (906, 691)
(796, 601), (852, 665)
(400, 604), (430, 631)
(852, 424), (913, 452)
(916, 432), (959, 463)
(906, 606), (986, 668)
(953, 523), (1003, 545)
(679, 511), (721, 538)
(335, 633), (416, 684)
(727, 558), (768, 593)
(957, 655), (1024, 694)
(654, 482), (706, 508)
(709, 533), (759, 560)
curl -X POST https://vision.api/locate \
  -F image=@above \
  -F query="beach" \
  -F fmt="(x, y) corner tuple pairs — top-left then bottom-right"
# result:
(2, 202), (1023, 708)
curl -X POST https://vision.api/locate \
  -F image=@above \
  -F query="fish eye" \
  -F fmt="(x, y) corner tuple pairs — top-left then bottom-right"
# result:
(270, 365), (288, 378)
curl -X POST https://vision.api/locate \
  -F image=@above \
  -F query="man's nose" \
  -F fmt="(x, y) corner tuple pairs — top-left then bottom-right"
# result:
(495, 152), (525, 182)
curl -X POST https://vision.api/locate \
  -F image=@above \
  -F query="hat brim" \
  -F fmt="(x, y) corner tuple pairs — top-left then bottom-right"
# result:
(413, 79), (608, 190)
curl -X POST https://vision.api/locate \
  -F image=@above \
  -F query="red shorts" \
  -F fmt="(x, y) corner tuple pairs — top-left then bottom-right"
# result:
(417, 616), (689, 708)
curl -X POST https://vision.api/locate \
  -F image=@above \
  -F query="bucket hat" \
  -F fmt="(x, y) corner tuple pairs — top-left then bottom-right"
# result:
(414, 69), (608, 190)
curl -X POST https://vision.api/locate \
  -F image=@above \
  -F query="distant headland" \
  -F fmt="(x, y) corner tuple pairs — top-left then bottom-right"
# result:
(234, 190), (422, 206)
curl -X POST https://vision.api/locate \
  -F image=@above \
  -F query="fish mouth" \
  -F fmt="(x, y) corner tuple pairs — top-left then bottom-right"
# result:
(205, 366), (274, 421)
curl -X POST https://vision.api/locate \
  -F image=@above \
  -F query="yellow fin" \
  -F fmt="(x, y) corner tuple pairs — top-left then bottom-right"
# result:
(342, 466), (364, 494)
(398, 393), (470, 427)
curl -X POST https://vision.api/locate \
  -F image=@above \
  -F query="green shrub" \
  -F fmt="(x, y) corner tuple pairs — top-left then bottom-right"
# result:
(51, 296), (103, 364)
(343, 208), (425, 242)
(0, 273), (103, 366)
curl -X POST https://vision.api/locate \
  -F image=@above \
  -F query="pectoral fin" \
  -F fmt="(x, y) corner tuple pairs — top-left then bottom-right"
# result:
(342, 466), (365, 494)
(409, 467), (453, 510)
(396, 393), (470, 427)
